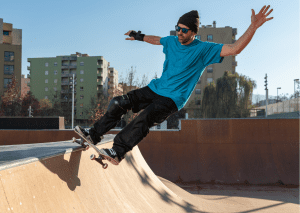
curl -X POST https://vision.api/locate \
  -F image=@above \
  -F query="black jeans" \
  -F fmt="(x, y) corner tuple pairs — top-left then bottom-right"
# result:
(93, 86), (178, 158)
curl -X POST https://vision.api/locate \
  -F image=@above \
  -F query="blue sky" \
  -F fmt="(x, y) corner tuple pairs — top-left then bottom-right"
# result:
(1, 0), (299, 102)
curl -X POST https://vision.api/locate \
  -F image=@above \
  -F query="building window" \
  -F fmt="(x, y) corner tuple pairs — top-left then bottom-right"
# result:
(80, 95), (84, 99)
(54, 79), (57, 83)
(207, 67), (213, 73)
(80, 78), (84, 82)
(207, 78), (213, 84)
(45, 71), (48, 75)
(54, 62), (57, 66)
(45, 62), (49, 67)
(45, 87), (48, 91)
(80, 104), (83, 108)
(45, 96), (48, 99)
(45, 79), (48, 83)
(195, 35), (201, 40)
(195, 100), (201, 105)
(195, 89), (201, 94)
(54, 70), (57, 75)
(4, 65), (14, 75)
(207, 35), (213, 41)
(3, 31), (9, 36)
(4, 51), (14, 61)
(80, 62), (84, 66)
(54, 87), (57, 91)
(80, 70), (84, 74)
(4, 78), (12, 88)
(80, 87), (83, 91)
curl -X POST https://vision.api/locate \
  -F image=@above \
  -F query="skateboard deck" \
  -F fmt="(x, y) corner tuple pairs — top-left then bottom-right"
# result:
(74, 126), (108, 169)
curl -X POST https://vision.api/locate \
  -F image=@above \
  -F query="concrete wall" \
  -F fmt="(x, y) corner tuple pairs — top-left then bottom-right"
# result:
(109, 119), (299, 186)
(0, 119), (298, 185)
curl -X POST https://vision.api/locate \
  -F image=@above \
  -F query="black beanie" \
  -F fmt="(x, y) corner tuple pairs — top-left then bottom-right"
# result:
(177, 10), (200, 34)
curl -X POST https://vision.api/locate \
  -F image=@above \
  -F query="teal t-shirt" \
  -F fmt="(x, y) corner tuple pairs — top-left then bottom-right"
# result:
(147, 36), (224, 111)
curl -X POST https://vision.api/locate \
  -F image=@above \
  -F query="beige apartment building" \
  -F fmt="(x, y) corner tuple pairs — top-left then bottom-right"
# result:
(171, 21), (238, 117)
(0, 18), (22, 97)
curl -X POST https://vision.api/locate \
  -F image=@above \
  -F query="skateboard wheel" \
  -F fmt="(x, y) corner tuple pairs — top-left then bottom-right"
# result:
(90, 154), (96, 160)
(103, 163), (108, 169)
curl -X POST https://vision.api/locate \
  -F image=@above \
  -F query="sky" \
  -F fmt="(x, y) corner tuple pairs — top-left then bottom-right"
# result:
(1, 0), (299, 103)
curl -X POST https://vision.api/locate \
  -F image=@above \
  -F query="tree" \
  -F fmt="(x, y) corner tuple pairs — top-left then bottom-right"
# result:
(19, 91), (40, 117)
(38, 98), (53, 116)
(201, 71), (257, 118)
(0, 75), (22, 116)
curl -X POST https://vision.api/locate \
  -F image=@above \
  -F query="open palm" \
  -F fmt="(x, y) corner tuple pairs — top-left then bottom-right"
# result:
(251, 5), (273, 29)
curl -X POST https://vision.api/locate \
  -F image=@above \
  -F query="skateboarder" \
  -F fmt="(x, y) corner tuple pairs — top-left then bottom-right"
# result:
(76, 6), (273, 165)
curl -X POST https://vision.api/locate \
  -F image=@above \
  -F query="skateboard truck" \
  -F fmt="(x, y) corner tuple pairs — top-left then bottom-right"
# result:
(72, 137), (89, 151)
(90, 154), (108, 169)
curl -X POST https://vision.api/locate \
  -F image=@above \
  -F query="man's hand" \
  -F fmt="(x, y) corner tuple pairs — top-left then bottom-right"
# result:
(251, 5), (273, 29)
(124, 30), (135, 40)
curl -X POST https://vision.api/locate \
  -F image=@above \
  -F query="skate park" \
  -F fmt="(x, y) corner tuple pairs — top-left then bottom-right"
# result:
(0, 117), (298, 212)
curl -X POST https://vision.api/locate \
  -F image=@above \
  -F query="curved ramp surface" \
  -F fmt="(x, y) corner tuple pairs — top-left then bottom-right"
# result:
(1, 137), (298, 213)
(0, 139), (212, 213)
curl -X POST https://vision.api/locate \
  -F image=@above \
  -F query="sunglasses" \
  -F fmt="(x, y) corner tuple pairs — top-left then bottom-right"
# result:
(175, 25), (191, 34)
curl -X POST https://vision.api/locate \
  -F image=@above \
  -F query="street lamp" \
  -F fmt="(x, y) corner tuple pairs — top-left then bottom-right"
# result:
(264, 74), (268, 118)
(277, 87), (281, 113)
(295, 79), (299, 112)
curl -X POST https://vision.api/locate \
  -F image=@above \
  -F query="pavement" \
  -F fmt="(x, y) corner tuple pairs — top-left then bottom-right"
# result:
(0, 134), (298, 212)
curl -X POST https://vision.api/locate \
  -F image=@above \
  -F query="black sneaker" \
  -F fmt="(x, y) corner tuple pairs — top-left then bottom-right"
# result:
(99, 148), (125, 165)
(75, 125), (103, 145)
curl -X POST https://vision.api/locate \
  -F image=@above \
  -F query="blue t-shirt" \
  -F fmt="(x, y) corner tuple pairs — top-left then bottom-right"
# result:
(147, 36), (224, 111)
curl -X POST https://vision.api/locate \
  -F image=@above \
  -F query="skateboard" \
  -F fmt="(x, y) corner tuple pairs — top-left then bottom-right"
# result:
(74, 126), (108, 169)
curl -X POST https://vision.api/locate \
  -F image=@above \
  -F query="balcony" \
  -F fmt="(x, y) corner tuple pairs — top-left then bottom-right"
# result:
(61, 57), (70, 60)
(61, 73), (76, 77)
(61, 90), (77, 94)
(27, 66), (31, 70)
(97, 64), (104, 68)
(61, 81), (69, 85)
(3, 36), (12, 44)
(69, 64), (77, 69)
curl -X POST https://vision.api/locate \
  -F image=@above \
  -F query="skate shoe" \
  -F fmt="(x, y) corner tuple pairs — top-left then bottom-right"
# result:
(75, 125), (103, 145)
(99, 148), (125, 165)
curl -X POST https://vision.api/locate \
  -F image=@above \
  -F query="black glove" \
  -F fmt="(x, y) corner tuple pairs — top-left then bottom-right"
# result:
(129, 30), (145, 41)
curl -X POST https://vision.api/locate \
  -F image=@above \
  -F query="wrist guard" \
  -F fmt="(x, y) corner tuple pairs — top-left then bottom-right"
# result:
(129, 30), (145, 41)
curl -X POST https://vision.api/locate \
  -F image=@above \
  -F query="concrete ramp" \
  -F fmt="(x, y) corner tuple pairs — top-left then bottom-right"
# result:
(1, 135), (298, 213)
(0, 138), (212, 213)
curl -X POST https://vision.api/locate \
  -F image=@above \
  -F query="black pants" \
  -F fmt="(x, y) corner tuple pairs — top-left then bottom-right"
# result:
(93, 86), (178, 158)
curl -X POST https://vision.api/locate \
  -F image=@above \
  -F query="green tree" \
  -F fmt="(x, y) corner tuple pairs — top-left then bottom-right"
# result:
(201, 71), (256, 118)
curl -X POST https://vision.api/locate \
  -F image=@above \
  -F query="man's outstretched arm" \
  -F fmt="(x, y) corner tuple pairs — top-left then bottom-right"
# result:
(125, 30), (161, 45)
(221, 5), (273, 57)
(143, 35), (162, 45)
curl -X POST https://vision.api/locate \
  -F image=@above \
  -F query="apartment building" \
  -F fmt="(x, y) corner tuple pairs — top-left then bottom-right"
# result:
(0, 18), (22, 97)
(27, 52), (119, 122)
(170, 21), (238, 117)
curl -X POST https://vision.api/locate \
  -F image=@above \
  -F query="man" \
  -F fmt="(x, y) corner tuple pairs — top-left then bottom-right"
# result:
(75, 5), (273, 165)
